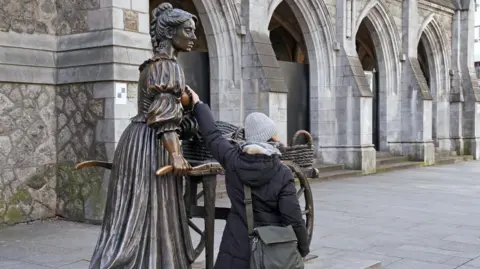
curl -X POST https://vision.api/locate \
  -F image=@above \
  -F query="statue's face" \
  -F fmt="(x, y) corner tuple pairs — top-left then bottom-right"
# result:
(172, 18), (197, 52)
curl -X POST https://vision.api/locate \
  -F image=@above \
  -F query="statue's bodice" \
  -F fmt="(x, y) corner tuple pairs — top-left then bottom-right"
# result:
(132, 56), (186, 123)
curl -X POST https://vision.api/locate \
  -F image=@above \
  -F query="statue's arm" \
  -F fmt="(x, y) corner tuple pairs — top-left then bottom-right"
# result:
(146, 92), (191, 175)
(145, 80), (195, 177)
(161, 131), (182, 158)
(143, 61), (191, 174)
(145, 60), (183, 134)
(146, 92), (183, 144)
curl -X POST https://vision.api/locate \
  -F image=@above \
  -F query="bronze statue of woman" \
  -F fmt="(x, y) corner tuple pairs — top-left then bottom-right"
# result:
(88, 3), (199, 268)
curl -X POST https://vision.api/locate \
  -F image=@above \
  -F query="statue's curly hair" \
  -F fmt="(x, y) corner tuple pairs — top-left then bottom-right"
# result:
(150, 2), (198, 51)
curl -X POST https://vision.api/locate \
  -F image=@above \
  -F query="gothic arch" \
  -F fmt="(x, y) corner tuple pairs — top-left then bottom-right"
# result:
(267, 0), (335, 152)
(355, 0), (401, 95)
(417, 15), (450, 101)
(354, 0), (402, 150)
(417, 15), (451, 148)
(268, 0), (334, 91)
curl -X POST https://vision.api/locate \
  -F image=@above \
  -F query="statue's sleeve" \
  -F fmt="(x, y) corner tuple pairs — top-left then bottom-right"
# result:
(145, 60), (184, 135)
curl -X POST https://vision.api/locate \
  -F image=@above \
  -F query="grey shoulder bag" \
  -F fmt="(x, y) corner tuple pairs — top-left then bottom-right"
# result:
(244, 184), (304, 269)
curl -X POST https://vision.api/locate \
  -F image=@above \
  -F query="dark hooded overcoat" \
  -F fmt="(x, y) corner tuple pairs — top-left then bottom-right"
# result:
(193, 103), (310, 269)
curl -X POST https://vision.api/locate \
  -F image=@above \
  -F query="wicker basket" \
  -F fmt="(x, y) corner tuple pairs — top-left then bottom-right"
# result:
(281, 130), (314, 168)
(182, 123), (314, 168)
(182, 121), (244, 163)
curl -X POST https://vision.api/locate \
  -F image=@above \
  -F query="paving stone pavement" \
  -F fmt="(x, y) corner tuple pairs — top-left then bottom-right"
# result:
(2, 161), (480, 268)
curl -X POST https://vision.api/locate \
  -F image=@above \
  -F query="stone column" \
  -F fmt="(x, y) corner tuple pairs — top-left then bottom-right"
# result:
(450, 10), (465, 154)
(393, 0), (434, 165)
(55, 0), (151, 222)
(241, 0), (289, 143)
(458, 0), (480, 158)
(334, 0), (376, 174)
(202, 2), (244, 127)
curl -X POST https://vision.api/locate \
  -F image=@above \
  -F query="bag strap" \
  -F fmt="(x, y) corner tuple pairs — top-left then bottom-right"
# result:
(243, 184), (254, 235)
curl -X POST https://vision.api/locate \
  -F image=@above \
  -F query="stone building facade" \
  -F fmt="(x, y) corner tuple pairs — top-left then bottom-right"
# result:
(0, 0), (477, 224)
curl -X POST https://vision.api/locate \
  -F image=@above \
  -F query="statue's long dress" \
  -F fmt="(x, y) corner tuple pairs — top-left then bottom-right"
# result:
(89, 55), (194, 269)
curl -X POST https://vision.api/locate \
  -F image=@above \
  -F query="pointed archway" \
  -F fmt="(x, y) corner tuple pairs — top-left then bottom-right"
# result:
(417, 36), (435, 144)
(269, 1), (309, 142)
(266, 0), (334, 162)
(416, 16), (451, 150)
(354, 1), (401, 153)
(356, 19), (380, 150)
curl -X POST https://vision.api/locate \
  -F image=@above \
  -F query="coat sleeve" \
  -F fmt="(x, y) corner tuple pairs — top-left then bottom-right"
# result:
(277, 169), (310, 257)
(193, 102), (238, 169)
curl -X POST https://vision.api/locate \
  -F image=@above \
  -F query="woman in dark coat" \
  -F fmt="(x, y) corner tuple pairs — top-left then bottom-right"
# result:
(189, 91), (310, 268)
(87, 3), (200, 268)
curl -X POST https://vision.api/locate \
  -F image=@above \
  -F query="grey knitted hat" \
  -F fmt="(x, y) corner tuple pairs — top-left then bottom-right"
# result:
(244, 112), (278, 143)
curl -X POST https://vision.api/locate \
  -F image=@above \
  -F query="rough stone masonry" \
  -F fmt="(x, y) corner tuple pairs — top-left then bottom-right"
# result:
(0, 0), (477, 226)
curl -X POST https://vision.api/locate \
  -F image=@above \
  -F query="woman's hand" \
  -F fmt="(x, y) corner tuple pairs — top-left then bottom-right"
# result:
(171, 153), (192, 176)
(186, 85), (200, 105)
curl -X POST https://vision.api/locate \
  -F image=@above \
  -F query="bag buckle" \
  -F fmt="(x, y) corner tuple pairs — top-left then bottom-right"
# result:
(251, 237), (258, 252)
(244, 198), (252, 205)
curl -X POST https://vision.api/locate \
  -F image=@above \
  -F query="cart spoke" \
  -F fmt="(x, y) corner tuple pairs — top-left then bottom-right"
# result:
(196, 190), (204, 200)
(188, 220), (204, 235)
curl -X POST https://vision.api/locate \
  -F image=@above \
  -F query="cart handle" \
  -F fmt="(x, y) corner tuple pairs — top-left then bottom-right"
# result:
(156, 162), (224, 176)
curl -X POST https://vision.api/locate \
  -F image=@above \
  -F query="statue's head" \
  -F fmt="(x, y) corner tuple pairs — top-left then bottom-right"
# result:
(150, 2), (198, 53)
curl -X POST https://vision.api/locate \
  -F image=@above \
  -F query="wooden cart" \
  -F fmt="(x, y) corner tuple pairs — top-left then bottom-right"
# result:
(75, 123), (316, 268)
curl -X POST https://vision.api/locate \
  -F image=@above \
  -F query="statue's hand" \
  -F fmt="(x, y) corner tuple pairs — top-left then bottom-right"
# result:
(185, 85), (200, 105)
(171, 153), (192, 176)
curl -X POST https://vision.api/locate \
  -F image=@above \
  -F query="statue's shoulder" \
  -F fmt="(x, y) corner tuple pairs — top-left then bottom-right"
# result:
(139, 57), (160, 73)
(139, 55), (180, 73)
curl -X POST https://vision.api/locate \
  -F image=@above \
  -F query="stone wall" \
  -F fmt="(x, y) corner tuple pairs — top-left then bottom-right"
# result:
(0, 0), (99, 35)
(0, 83), (56, 224)
(0, 0), (59, 225)
(55, 83), (108, 222)
(0, 0), (149, 224)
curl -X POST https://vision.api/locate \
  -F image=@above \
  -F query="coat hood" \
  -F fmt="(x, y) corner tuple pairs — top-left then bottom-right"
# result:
(234, 143), (283, 187)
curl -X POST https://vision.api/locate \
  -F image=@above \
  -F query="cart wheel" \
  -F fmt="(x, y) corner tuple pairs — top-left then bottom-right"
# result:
(283, 161), (314, 245)
(182, 177), (206, 262)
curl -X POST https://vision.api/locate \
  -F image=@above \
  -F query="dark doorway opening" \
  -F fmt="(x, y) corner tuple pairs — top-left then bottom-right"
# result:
(149, 0), (210, 105)
(269, 1), (310, 144)
(417, 37), (435, 145)
(356, 20), (380, 151)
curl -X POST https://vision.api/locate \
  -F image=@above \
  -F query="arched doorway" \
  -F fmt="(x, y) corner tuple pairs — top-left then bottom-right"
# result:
(269, 1), (309, 142)
(418, 35), (436, 145)
(149, 0), (210, 105)
(356, 20), (380, 150)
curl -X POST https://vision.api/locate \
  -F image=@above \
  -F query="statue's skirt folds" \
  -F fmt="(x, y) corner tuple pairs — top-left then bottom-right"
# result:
(89, 122), (192, 269)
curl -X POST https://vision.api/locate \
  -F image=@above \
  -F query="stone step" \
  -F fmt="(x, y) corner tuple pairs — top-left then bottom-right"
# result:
(435, 155), (474, 166)
(313, 163), (345, 173)
(316, 169), (363, 181)
(376, 161), (423, 173)
(435, 150), (457, 158)
(376, 156), (409, 166)
(376, 151), (392, 158)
